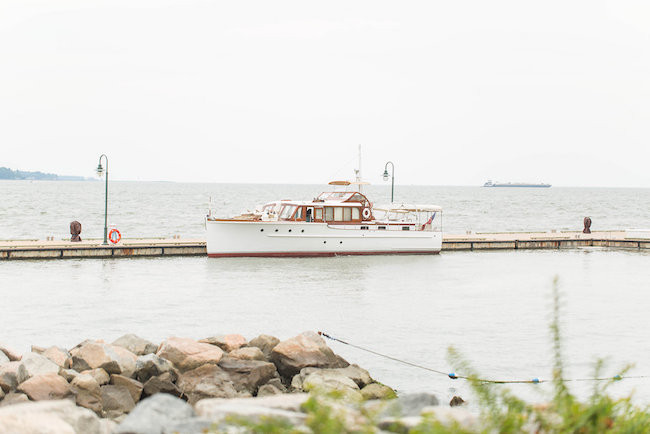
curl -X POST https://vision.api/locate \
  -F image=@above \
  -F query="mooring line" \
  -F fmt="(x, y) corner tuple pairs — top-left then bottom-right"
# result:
(318, 331), (649, 385)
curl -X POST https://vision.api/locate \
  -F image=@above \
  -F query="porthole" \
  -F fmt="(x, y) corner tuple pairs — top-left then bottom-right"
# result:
(275, 229), (278, 232)
(323, 241), (327, 244)
(339, 241), (343, 244)
(288, 229), (292, 232)
(260, 229), (264, 232)
(301, 229), (305, 233)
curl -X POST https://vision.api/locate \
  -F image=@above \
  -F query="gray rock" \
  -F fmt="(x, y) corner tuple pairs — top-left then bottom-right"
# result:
(0, 361), (28, 392)
(101, 384), (136, 416)
(71, 373), (102, 414)
(162, 418), (213, 434)
(176, 364), (237, 405)
(19, 352), (61, 379)
(0, 392), (30, 407)
(0, 399), (103, 433)
(270, 331), (348, 379)
(112, 334), (158, 356)
(194, 401), (306, 426)
(195, 393), (309, 415)
(248, 335), (280, 359)
(111, 374), (143, 404)
(217, 356), (278, 395)
(134, 353), (175, 383)
(379, 392), (440, 418)
(114, 393), (195, 434)
(142, 372), (181, 398)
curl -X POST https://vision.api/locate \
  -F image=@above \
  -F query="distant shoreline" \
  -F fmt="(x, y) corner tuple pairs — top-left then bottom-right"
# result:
(0, 167), (93, 181)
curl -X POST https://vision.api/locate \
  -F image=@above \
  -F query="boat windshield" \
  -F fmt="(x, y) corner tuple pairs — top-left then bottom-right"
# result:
(317, 192), (353, 201)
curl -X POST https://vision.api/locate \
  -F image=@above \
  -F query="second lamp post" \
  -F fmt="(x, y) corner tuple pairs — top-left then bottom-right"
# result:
(382, 161), (395, 203)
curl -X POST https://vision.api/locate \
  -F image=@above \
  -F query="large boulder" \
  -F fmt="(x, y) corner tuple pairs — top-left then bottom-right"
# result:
(0, 399), (103, 434)
(59, 368), (79, 383)
(300, 369), (360, 397)
(142, 372), (180, 398)
(199, 334), (247, 352)
(71, 373), (103, 414)
(249, 334), (280, 359)
(176, 364), (237, 405)
(19, 352), (60, 379)
(17, 373), (72, 401)
(134, 353), (175, 384)
(228, 347), (266, 361)
(217, 356), (278, 395)
(112, 334), (158, 356)
(101, 384), (136, 416)
(110, 374), (143, 404)
(291, 365), (372, 391)
(156, 337), (223, 372)
(41, 346), (72, 369)
(270, 331), (348, 379)
(114, 393), (195, 434)
(70, 343), (136, 377)
(0, 343), (22, 362)
(195, 394), (308, 426)
(0, 361), (28, 392)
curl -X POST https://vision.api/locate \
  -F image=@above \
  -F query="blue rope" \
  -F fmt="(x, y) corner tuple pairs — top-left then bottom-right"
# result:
(318, 331), (648, 385)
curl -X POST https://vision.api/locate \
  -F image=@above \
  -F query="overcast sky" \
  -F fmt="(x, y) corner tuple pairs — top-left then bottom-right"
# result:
(1, 0), (649, 187)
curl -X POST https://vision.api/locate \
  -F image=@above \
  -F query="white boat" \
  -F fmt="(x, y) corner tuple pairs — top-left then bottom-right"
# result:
(205, 182), (442, 258)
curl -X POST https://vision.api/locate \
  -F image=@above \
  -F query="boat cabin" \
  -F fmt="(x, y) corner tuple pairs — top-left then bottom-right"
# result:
(268, 191), (373, 224)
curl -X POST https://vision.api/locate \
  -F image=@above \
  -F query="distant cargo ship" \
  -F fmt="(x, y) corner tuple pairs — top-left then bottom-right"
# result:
(483, 180), (551, 188)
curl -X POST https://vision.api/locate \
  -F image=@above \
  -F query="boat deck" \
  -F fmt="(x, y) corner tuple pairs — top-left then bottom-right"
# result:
(0, 231), (647, 260)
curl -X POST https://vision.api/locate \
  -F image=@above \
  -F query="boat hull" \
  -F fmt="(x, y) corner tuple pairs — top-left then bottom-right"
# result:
(206, 220), (442, 257)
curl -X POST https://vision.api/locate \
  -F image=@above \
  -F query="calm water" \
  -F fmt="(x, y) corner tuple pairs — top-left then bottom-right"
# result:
(1, 181), (649, 404)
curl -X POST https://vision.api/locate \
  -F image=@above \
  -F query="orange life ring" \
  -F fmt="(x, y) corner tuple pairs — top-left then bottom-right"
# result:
(108, 229), (121, 244)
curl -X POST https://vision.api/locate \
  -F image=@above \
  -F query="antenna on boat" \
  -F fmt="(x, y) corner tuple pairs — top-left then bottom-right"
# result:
(354, 144), (363, 192)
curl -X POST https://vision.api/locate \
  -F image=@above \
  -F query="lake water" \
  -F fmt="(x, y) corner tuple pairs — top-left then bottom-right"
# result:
(1, 181), (649, 405)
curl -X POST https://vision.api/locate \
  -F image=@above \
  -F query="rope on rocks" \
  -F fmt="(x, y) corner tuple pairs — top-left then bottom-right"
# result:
(317, 331), (649, 385)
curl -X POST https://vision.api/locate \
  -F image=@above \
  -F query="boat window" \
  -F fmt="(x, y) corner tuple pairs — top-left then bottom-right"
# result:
(343, 207), (352, 221)
(349, 193), (365, 203)
(280, 206), (295, 219)
(315, 208), (323, 220)
(295, 207), (304, 220)
(334, 207), (343, 221)
(351, 208), (360, 220)
(402, 226), (410, 231)
(325, 207), (334, 221)
(360, 226), (368, 230)
(378, 226), (386, 230)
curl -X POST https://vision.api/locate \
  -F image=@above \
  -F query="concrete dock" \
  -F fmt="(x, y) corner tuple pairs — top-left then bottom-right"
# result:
(0, 231), (647, 260)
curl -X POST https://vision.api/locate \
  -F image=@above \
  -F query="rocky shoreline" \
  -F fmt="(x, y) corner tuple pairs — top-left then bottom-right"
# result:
(0, 331), (474, 433)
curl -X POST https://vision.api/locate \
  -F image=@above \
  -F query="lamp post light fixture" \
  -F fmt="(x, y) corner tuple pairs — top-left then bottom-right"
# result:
(96, 154), (109, 245)
(382, 161), (395, 203)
